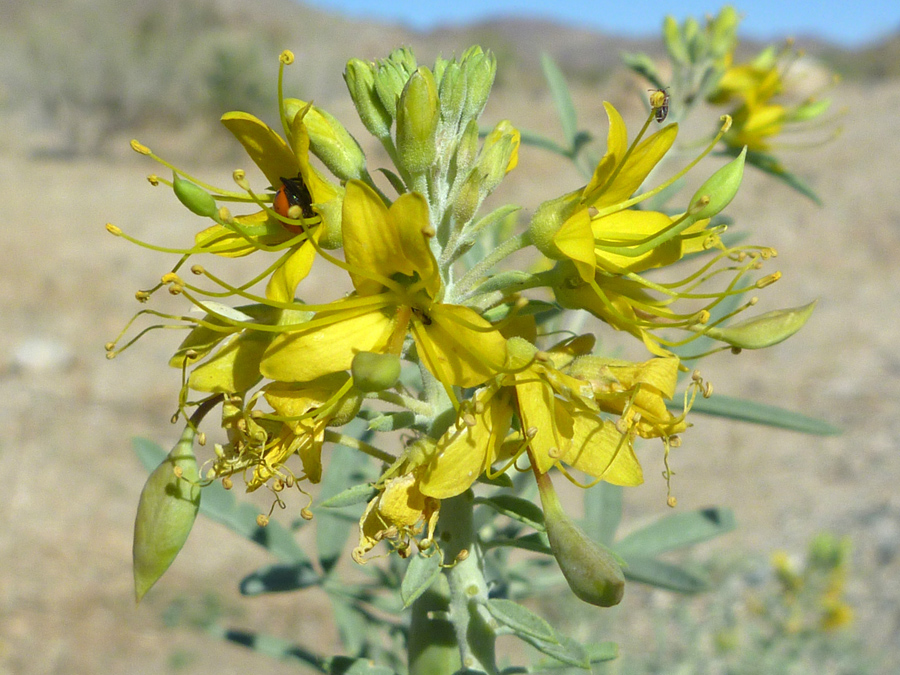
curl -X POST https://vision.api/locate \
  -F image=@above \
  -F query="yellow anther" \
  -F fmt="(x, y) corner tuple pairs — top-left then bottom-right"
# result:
(173, 466), (184, 478)
(222, 477), (233, 490)
(280, 50), (295, 65)
(256, 514), (269, 527)
(756, 272), (781, 288)
(130, 139), (151, 155)
(218, 206), (233, 223)
(135, 290), (150, 302)
(301, 508), (313, 521)
(525, 426), (539, 439)
(197, 432), (206, 446)
(191, 265), (204, 275)
(233, 170), (249, 190)
(106, 223), (122, 236)
(463, 413), (477, 428)
(720, 114), (732, 132)
(147, 175), (160, 186)
(667, 495), (678, 508)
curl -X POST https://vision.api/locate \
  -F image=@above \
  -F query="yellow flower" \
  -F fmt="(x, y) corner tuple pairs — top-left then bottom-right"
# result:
(416, 338), (647, 502)
(260, 179), (508, 390)
(195, 102), (343, 302)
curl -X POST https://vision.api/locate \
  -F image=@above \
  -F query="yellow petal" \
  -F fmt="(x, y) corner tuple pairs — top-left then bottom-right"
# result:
(221, 112), (299, 187)
(265, 235), (318, 303)
(413, 304), (508, 388)
(187, 331), (272, 393)
(341, 180), (415, 295)
(418, 387), (513, 499)
(562, 411), (643, 486)
(553, 209), (596, 282)
(260, 304), (397, 382)
(592, 210), (683, 273)
(517, 378), (573, 475)
(194, 211), (287, 257)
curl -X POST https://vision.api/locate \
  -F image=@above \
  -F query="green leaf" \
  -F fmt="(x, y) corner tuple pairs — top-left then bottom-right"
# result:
(614, 507), (736, 558)
(486, 599), (557, 643)
(581, 482), (621, 546)
(620, 556), (710, 593)
(238, 561), (320, 595)
(205, 623), (325, 671)
(585, 642), (619, 663)
(678, 394), (842, 435)
(742, 150), (822, 205)
(331, 597), (369, 655)
(400, 550), (443, 608)
(484, 532), (552, 556)
(318, 433), (374, 572)
(524, 630), (590, 669)
(319, 483), (377, 509)
(133, 438), (309, 564)
(475, 495), (545, 531)
(620, 51), (666, 90)
(540, 53), (578, 149)
(475, 471), (514, 489)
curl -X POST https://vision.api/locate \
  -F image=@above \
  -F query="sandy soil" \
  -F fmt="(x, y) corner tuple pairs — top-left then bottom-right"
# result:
(1, 77), (898, 674)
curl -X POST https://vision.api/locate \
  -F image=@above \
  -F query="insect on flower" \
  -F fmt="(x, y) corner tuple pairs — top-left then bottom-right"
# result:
(274, 174), (316, 220)
(649, 87), (670, 123)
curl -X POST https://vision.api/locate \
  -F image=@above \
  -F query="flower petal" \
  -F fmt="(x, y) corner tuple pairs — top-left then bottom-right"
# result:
(261, 304), (397, 382)
(221, 112), (299, 187)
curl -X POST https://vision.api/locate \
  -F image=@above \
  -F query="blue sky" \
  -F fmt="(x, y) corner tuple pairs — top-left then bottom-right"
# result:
(302, 0), (899, 47)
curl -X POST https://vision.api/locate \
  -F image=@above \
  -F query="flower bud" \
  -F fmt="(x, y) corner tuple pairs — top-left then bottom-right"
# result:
(173, 174), (217, 218)
(708, 6), (740, 60)
(686, 146), (746, 223)
(375, 49), (418, 119)
(287, 100), (366, 181)
(537, 471), (624, 607)
(438, 61), (465, 130)
(528, 191), (583, 259)
(133, 426), (201, 602)
(460, 46), (496, 124)
(663, 16), (691, 65)
(396, 67), (439, 175)
(789, 98), (832, 123)
(703, 300), (816, 350)
(455, 119), (480, 179)
(351, 351), (402, 392)
(505, 337), (538, 371)
(344, 58), (393, 140)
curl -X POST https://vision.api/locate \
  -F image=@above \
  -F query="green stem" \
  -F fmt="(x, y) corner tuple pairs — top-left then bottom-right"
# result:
(451, 231), (533, 300)
(440, 492), (498, 674)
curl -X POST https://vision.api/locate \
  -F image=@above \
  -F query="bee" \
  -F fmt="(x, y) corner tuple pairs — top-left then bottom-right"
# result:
(648, 87), (670, 123)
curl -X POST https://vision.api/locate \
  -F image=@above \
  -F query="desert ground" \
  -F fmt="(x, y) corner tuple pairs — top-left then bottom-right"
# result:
(1, 58), (898, 673)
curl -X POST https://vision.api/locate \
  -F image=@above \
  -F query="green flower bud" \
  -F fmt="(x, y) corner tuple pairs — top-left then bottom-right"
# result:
(374, 60), (408, 120)
(438, 61), (465, 130)
(686, 146), (746, 223)
(708, 6), (740, 60)
(351, 351), (401, 392)
(684, 17), (706, 62)
(455, 119), (480, 179)
(290, 100), (366, 181)
(396, 67), (439, 175)
(173, 173), (217, 218)
(528, 190), (583, 259)
(537, 471), (624, 607)
(133, 426), (201, 602)
(460, 46), (496, 124)
(344, 59), (393, 140)
(663, 16), (690, 65)
(703, 300), (816, 350)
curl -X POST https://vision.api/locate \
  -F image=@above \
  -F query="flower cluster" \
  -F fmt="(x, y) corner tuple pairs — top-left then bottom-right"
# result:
(112, 46), (813, 595)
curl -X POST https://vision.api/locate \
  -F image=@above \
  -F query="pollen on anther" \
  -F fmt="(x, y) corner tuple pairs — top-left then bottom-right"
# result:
(106, 224), (122, 236)
(525, 426), (538, 439)
(256, 514), (269, 527)
(130, 139), (151, 155)
(301, 508), (314, 520)
(280, 50), (295, 65)
(191, 265), (205, 275)
(147, 175), (160, 187)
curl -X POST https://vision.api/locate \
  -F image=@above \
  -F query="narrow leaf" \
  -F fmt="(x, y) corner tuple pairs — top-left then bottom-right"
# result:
(517, 127), (571, 156)
(484, 532), (552, 556)
(581, 482), (621, 546)
(400, 551), (443, 608)
(743, 150), (823, 204)
(678, 394), (842, 435)
(326, 656), (396, 675)
(586, 642), (619, 663)
(523, 630), (590, 669)
(540, 53), (578, 149)
(319, 483), (377, 509)
(620, 51), (665, 90)
(205, 624), (325, 671)
(620, 556), (710, 593)
(615, 507), (736, 558)
(486, 599), (557, 643)
(475, 495), (545, 531)
(239, 561), (320, 595)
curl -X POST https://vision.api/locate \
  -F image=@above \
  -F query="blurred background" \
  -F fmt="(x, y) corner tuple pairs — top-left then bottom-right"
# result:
(1, 0), (898, 672)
